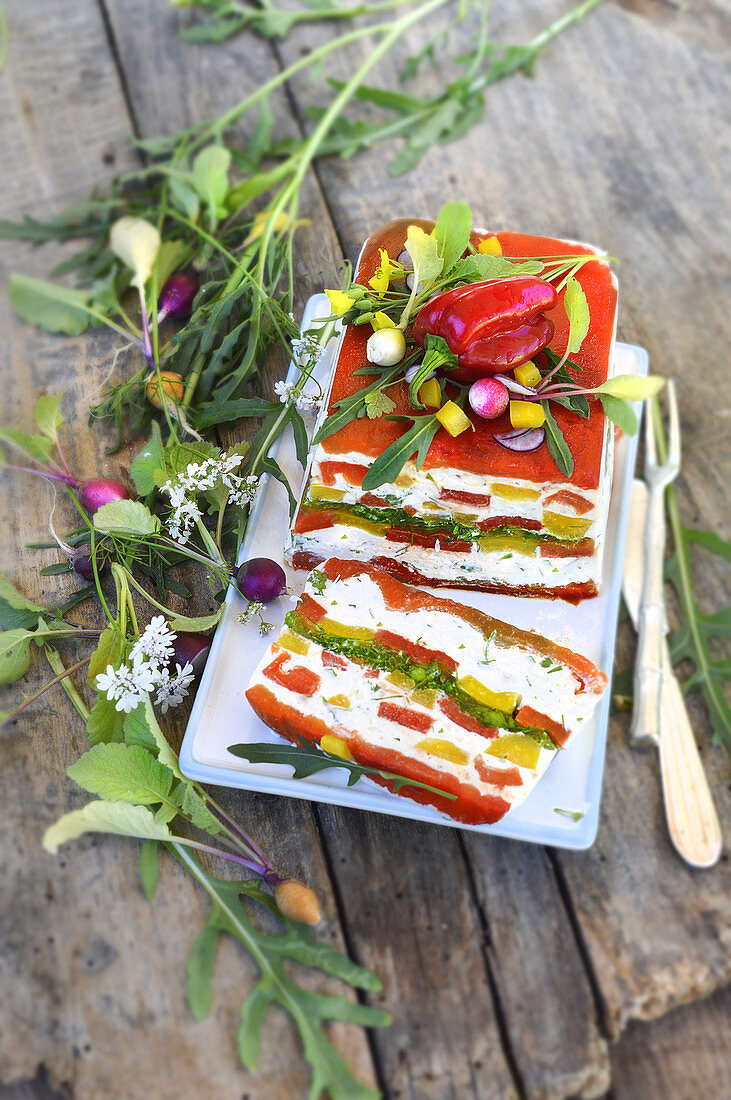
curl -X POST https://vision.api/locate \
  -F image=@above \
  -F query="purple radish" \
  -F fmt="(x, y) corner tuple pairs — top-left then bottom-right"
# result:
(170, 631), (210, 673)
(77, 478), (131, 515)
(158, 271), (198, 322)
(468, 377), (509, 420)
(236, 558), (286, 603)
(72, 547), (109, 583)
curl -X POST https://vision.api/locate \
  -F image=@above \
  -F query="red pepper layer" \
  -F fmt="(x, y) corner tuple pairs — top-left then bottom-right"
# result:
(544, 489), (593, 515)
(377, 700), (433, 734)
(320, 558), (607, 693)
(439, 488), (491, 507)
(475, 757), (523, 788)
(318, 218), (616, 489)
(245, 682), (511, 825)
(318, 460), (369, 487)
(374, 629), (457, 673)
(262, 652), (321, 697)
(438, 696), (497, 739)
(291, 549), (599, 604)
(515, 705), (570, 748)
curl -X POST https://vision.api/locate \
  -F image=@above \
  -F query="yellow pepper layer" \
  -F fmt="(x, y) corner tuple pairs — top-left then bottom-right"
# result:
(542, 511), (592, 540)
(321, 734), (352, 759)
(386, 670), (415, 691)
(415, 738), (469, 766)
(458, 674), (521, 714)
(309, 485), (346, 502)
(318, 617), (375, 643)
(490, 483), (541, 502)
(411, 688), (438, 709)
(324, 510), (385, 536)
(477, 535), (538, 557)
(486, 734), (540, 770)
(278, 630), (310, 657)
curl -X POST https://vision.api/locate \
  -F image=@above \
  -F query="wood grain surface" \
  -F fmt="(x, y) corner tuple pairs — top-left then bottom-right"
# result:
(1, 1), (729, 1098)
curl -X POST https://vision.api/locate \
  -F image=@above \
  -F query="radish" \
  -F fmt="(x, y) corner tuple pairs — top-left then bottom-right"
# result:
(468, 377), (509, 420)
(77, 478), (131, 515)
(158, 272), (198, 322)
(170, 631), (210, 673)
(236, 558), (286, 603)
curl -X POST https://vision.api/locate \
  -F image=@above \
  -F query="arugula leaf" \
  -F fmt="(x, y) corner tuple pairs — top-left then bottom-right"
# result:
(313, 366), (403, 444)
(596, 374), (665, 402)
(130, 422), (166, 495)
(8, 273), (94, 335)
(542, 349), (589, 417)
(186, 913), (220, 1020)
(139, 839), (160, 900)
(599, 394), (638, 436)
(563, 276), (590, 355)
(541, 403), (574, 477)
(34, 394), (64, 444)
(192, 145), (232, 224)
(450, 254), (543, 282)
(174, 850), (388, 1099)
(229, 739), (457, 800)
(433, 200), (472, 274)
(361, 414), (440, 491)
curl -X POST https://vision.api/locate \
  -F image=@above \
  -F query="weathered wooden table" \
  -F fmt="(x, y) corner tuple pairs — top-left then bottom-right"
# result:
(1, 2), (729, 1097)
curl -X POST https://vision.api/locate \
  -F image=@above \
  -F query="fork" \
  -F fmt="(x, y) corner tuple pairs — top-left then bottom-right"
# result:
(630, 380), (680, 748)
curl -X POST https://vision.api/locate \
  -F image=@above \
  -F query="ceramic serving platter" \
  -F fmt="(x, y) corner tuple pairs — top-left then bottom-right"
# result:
(179, 293), (648, 849)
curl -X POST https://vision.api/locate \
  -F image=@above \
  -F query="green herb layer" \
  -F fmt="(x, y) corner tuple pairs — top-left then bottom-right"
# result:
(302, 498), (585, 549)
(285, 611), (556, 750)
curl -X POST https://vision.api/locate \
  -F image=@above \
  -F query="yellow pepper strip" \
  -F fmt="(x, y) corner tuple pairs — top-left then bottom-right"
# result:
(486, 734), (540, 770)
(321, 733), (352, 759)
(325, 289), (356, 316)
(490, 482), (541, 502)
(415, 738), (469, 766)
(278, 630), (310, 657)
(476, 534), (536, 557)
(509, 400), (546, 429)
(386, 670), (415, 691)
(318, 617), (375, 643)
(478, 236), (502, 256)
(309, 485), (346, 502)
(542, 511), (593, 540)
(411, 688), (438, 709)
(458, 674), (521, 713)
(371, 311), (396, 331)
(514, 360), (542, 387)
(436, 400), (472, 437)
(419, 377), (442, 408)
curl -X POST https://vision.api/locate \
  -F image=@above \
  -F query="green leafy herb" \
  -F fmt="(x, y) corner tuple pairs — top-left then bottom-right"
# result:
(553, 807), (585, 822)
(541, 402), (574, 477)
(228, 738), (457, 800)
(433, 199), (472, 274)
(361, 413), (441, 491)
(364, 389), (397, 419)
(563, 275), (590, 356)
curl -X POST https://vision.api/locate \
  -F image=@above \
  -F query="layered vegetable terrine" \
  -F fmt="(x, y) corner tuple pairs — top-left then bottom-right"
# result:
(287, 218), (618, 602)
(245, 559), (607, 825)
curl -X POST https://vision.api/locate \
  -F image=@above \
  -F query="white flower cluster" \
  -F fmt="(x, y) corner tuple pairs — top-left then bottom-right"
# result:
(237, 600), (274, 636)
(160, 451), (259, 544)
(291, 331), (324, 367)
(95, 616), (195, 714)
(273, 379), (321, 412)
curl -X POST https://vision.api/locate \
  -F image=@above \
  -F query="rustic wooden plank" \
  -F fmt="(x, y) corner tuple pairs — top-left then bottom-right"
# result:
(0, 4), (375, 1100)
(273, 0), (731, 1043)
(608, 983), (731, 1100)
(314, 807), (518, 1100)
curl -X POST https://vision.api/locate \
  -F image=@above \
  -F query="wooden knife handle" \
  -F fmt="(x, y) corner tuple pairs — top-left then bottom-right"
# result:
(658, 641), (722, 868)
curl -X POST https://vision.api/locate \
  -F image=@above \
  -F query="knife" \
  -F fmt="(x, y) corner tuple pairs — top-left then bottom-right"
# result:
(622, 480), (722, 867)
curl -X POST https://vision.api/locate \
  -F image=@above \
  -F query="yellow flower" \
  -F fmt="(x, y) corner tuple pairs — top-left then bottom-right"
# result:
(325, 289), (356, 316)
(243, 210), (307, 246)
(478, 236), (503, 256)
(368, 247), (398, 295)
(371, 311), (396, 331)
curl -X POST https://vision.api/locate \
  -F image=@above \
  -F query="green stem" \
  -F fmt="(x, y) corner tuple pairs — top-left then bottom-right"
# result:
(651, 398), (728, 733)
(0, 650), (91, 729)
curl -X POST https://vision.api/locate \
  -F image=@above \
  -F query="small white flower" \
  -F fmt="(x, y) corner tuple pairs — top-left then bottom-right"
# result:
(130, 615), (176, 667)
(259, 619), (274, 636)
(237, 600), (264, 624)
(155, 661), (195, 713)
(274, 379), (296, 406)
(95, 662), (153, 714)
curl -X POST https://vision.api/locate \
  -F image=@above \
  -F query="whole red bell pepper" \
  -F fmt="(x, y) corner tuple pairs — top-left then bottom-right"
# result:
(413, 276), (557, 382)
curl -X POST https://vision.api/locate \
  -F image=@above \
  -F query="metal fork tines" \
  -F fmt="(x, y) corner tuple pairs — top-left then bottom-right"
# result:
(630, 380), (681, 748)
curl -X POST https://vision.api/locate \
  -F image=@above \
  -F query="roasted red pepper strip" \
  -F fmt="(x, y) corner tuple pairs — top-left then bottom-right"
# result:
(262, 652), (320, 697)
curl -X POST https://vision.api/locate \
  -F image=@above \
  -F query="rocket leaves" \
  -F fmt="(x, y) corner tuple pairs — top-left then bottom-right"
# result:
(361, 413), (441, 492)
(228, 738), (457, 800)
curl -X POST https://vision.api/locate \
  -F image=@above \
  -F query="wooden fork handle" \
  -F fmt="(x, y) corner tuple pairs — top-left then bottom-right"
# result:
(658, 640), (722, 867)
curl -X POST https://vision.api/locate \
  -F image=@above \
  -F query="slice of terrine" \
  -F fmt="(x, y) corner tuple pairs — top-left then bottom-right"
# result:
(244, 559), (607, 826)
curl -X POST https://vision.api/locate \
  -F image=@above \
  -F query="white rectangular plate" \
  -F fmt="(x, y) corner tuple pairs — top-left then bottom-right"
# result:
(180, 294), (648, 849)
